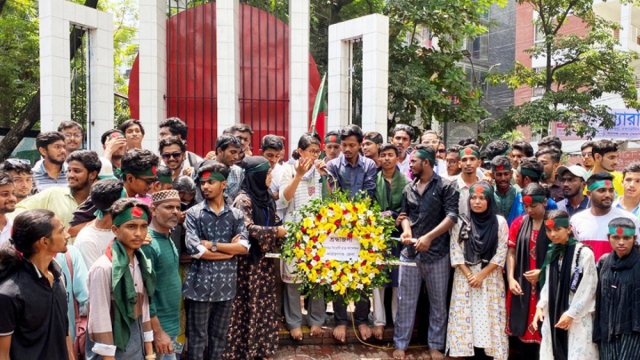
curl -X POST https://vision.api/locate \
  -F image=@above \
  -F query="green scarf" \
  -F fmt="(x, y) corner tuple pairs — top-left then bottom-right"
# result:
(375, 168), (408, 212)
(539, 237), (578, 288)
(107, 240), (156, 351)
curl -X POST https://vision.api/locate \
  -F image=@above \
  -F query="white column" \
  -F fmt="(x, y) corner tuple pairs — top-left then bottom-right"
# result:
(40, 0), (72, 131)
(138, 0), (167, 150)
(620, 3), (631, 51)
(87, 13), (114, 151)
(327, 32), (351, 131)
(216, 0), (241, 135)
(289, 0), (310, 154)
(361, 15), (389, 136)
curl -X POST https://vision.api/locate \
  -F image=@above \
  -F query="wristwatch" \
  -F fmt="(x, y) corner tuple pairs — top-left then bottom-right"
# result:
(210, 242), (217, 252)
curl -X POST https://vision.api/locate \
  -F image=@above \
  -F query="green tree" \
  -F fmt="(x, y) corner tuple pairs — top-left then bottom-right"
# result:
(486, 0), (640, 139)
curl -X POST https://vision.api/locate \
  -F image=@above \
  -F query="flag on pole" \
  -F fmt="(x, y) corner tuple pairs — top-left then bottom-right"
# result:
(310, 73), (327, 138)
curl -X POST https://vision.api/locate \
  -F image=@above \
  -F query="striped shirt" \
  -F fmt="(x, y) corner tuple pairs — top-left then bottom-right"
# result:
(32, 159), (67, 192)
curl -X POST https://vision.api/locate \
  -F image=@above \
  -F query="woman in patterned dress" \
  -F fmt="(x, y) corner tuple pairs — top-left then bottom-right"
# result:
(446, 181), (509, 359)
(223, 156), (287, 359)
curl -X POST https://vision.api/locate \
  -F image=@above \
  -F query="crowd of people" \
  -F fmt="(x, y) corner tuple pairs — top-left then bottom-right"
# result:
(0, 117), (639, 360)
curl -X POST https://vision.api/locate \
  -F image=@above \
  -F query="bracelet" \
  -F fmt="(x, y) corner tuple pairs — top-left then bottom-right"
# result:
(465, 272), (472, 278)
(145, 354), (156, 360)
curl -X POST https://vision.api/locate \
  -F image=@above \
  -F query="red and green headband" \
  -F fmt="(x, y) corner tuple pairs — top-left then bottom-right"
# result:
(491, 163), (512, 172)
(545, 217), (570, 229)
(413, 148), (435, 164)
(459, 147), (480, 159)
(123, 165), (158, 178)
(324, 135), (340, 144)
(199, 171), (227, 182)
(522, 194), (546, 206)
(113, 206), (150, 227)
(588, 179), (613, 192)
(608, 226), (636, 236)
(469, 183), (493, 198)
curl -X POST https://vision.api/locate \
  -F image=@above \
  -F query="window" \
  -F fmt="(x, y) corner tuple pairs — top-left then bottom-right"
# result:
(470, 34), (489, 60)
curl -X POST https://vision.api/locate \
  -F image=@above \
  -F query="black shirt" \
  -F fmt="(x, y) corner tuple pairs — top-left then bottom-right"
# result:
(0, 260), (69, 359)
(401, 174), (459, 262)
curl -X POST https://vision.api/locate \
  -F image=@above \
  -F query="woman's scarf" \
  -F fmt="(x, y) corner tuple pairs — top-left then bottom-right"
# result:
(547, 241), (578, 360)
(509, 215), (550, 336)
(106, 240), (156, 351)
(240, 156), (276, 263)
(375, 167), (408, 213)
(464, 183), (500, 267)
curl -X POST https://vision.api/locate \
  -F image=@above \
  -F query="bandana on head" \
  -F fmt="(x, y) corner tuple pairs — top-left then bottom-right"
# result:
(491, 162), (512, 172)
(459, 146), (480, 159)
(587, 179), (613, 192)
(324, 135), (340, 144)
(158, 173), (172, 184)
(199, 170), (226, 182)
(518, 166), (540, 180)
(545, 216), (570, 229)
(608, 226), (636, 236)
(245, 160), (271, 174)
(413, 148), (435, 164)
(470, 182), (493, 198)
(113, 206), (150, 227)
(522, 194), (546, 206)
(123, 166), (157, 178)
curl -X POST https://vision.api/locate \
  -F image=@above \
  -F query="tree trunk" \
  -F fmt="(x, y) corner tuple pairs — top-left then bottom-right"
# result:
(0, 0), (99, 161)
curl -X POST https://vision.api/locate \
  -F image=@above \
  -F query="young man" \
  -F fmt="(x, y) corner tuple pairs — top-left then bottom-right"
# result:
(260, 134), (284, 169)
(392, 124), (415, 175)
(0, 210), (72, 359)
(444, 146), (462, 178)
(182, 163), (249, 360)
(0, 172), (17, 246)
(142, 190), (183, 360)
(580, 141), (595, 172)
(556, 165), (590, 217)
(454, 145), (482, 216)
(324, 124), (378, 341)
(101, 129), (127, 177)
(214, 135), (244, 203)
(17, 150), (101, 227)
(491, 156), (520, 225)
(87, 198), (156, 359)
(159, 136), (191, 179)
(32, 131), (68, 192)
(535, 147), (563, 202)
(615, 161), (640, 218)
(230, 123), (253, 158)
(515, 157), (544, 189)
(509, 140), (534, 169)
(155, 166), (174, 192)
(436, 142), (446, 160)
(74, 179), (124, 268)
(0, 159), (33, 203)
(159, 117), (203, 168)
(591, 139), (624, 197)
(394, 145), (459, 360)
(363, 131), (384, 166)
(571, 172), (640, 261)
(536, 135), (562, 151)
(323, 130), (342, 161)
(58, 120), (84, 154)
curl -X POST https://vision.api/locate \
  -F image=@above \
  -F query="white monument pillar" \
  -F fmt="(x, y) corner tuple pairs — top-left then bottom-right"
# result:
(289, 0), (310, 154)
(619, 3), (631, 51)
(138, 0), (166, 150)
(328, 14), (389, 136)
(216, 0), (241, 135)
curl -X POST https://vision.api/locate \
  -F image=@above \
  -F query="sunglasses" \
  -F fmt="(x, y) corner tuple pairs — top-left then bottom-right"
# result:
(161, 152), (183, 160)
(437, 149), (446, 153)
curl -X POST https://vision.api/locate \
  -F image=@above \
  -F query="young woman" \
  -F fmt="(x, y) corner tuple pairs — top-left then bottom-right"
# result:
(279, 134), (326, 341)
(594, 217), (640, 359)
(506, 183), (550, 357)
(447, 181), (509, 360)
(532, 210), (598, 360)
(224, 156), (287, 360)
(118, 119), (145, 150)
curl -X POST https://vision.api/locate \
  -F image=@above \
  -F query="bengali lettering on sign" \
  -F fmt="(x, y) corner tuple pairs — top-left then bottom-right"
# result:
(323, 236), (361, 262)
(555, 110), (640, 140)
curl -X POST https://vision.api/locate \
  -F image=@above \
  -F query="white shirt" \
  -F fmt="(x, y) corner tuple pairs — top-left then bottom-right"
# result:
(0, 217), (12, 246)
(74, 221), (114, 268)
(571, 207), (640, 261)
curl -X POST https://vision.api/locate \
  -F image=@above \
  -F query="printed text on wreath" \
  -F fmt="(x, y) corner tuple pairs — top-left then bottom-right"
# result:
(323, 236), (361, 261)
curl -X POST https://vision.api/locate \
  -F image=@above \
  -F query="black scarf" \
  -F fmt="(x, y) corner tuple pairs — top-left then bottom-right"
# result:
(464, 195), (499, 268)
(547, 243), (577, 360)
(509, 215), (550, 336)
(240, 156), (276, 263)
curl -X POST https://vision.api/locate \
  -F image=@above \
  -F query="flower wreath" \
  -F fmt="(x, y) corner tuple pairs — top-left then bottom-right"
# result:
(282, 191), (396, 303)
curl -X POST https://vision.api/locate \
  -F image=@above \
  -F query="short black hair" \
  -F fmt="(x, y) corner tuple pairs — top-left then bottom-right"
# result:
(447, 145), (462, 155)
(580, 141), (595, 151)
(36, 131), (66, 150)
(66, 150), (102, 174)
(0, 171), (14, 186)
(110, 198), (152, 225)
(159, 117), (188, 139)
(484, 140), (511, 160)
(512, 140), (534, 157)
(159, 136), (186, 153)
(215, 135), (242, 151)
(118, 119), (145, 135)
(458, 138), (479, 147)
(0, 159), (31, 175)
(623, 162), (640, 177)
(341, 124), (364, 143)
(57, 120), (82, 133)
(593, 139), (619, 157)
(364, 131), (384, 145)
(378, 143), (399, 156)
(535, 147), (562, 163)
(538, 136), (562, 150)
(121, 149), (159, 174)
(608, 217), (636, 232)
(100, 129), (124, 146)
(260, 134), (284, 151)
(587, 171), (614, 187)
(519, 157), (543, 182)
(90, 179), (124, 212)
(230, 123), (253, 135)
(172, 175), (196, 192)
(491, 156), (511, 172)
(197, 161), (230, 181)
(392, 124), (415, 140)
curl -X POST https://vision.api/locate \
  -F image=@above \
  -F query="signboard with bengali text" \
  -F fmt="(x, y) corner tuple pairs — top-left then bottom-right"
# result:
(323, 236), (361, 262)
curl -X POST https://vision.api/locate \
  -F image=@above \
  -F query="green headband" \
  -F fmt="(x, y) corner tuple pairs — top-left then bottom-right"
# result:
(245, 161), (271, 174)
(608, 226), (636, 236)
(158, 174), (173, 184)
(199, 171), (226, 182)
(459, 147), (480, 159)
(113, 206), (149, 227)
(519, 167), (540, 180)
(522, 194), (546, 206)
(545, 217), (570, 229)
(491, 163), (512, 172)
(413, 149), (435, 163)
(588, 180), (613, 192)
(123, 165), (158, 178)
(324, 135), (340, 144)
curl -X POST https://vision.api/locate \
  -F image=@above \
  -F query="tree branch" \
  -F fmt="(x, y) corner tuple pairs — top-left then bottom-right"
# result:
(552, 0), (580, 35)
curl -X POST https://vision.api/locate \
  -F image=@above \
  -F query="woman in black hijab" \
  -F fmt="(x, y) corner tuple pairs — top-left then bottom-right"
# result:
(446, 181), (509, 359)
(223, 156), (287, 360)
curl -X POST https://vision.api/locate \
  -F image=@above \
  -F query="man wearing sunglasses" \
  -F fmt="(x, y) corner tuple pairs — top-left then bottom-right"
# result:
(159, 136), (192, 180)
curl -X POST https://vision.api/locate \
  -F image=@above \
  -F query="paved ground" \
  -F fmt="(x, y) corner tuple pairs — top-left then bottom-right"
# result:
(274, 344), (434, 359)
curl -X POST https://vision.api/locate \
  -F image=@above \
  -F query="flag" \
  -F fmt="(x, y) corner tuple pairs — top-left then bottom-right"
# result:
(310, 73), (327, 139)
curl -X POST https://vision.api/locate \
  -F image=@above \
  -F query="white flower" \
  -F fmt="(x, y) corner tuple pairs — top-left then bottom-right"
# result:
(368, 273), (375, 279)
(356, 283), (364, 290)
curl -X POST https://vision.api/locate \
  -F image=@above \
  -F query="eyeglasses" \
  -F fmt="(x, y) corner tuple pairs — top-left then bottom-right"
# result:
(437, 149), (446, 153)
(64, 133), (83, 139)
(137, 176), (158, 185)
(161, 152), (183, 160)
(581, 152), (592, 157)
